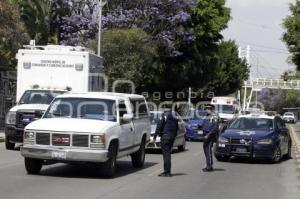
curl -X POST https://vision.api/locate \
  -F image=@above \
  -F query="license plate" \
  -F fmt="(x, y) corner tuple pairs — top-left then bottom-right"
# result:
(51, 151), (66, 160)
(236, 148), (247, 153)
(197, 130), (203, 135)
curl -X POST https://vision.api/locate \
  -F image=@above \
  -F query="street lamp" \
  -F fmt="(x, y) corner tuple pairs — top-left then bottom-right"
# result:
(98, 0), (107, 56)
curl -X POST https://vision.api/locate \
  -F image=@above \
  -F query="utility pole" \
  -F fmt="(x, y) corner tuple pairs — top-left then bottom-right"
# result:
(98, 0), (107, 57)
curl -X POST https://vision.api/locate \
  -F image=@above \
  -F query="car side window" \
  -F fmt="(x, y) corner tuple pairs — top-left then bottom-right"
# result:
(118, 101), (127, 118)
(130, 99), (148, 118)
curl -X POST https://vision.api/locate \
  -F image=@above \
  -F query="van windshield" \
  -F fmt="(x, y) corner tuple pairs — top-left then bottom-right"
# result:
(44, 98), (117, 122)
(19, 90), (65, 105)
(215, 104), (235, 114)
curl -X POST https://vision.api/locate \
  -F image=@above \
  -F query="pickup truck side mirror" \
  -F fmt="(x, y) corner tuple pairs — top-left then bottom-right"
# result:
(122, 113), (134, 122)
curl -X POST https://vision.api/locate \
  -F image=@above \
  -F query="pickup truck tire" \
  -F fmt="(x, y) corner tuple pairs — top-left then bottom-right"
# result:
(25, 158), (42, 174)
(5, 137), (15, 150)
(102, 143), (117, 178)
(131, 140), (145, 168)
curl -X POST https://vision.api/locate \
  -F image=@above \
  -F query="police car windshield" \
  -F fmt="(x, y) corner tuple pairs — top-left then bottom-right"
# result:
(44, 98), (117, 122)
(215, 104), (235, 114)
(150, 112), (162, 125)
(228, 117), (274, 131)
(19, 90), (65, 105)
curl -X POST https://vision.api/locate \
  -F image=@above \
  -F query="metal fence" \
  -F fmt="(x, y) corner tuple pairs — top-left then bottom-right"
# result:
(0, 71), (16, 129)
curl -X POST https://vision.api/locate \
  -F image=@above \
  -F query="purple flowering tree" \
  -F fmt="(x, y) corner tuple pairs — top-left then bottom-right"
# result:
(59, 0), (196, 55)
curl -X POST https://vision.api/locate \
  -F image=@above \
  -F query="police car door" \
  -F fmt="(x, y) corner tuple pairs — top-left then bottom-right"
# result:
(118, 100), (134, 153)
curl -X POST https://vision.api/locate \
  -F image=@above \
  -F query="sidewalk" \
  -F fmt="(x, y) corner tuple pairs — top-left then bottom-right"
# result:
(0, 130), (4, 143)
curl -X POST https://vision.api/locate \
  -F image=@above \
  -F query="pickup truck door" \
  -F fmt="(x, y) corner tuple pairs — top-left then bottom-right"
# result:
(118, 100), (134, 152)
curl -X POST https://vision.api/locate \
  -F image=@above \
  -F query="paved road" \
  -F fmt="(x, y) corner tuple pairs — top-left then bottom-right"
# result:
(0, 131), (299, 199)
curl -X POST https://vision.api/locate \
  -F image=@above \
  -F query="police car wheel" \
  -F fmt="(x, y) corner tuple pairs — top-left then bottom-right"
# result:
(5, 137), (15, 150)
(283, 141), (292, 160)
(272, 146), (282, 163)
(215, 155), (230, 162)
(25, 158), (42, 175)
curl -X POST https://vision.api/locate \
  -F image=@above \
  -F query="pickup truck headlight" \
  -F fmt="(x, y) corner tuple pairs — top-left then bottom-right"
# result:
(91, 135), (105, 143)
(256, 139), (272, 145)
(6, 111), (16, 125)
(218, 136), (229, 144)
(24, 131), (35, 144)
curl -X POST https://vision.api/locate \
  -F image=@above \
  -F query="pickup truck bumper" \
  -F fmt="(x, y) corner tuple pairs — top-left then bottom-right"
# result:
(21, 145), (109, 163)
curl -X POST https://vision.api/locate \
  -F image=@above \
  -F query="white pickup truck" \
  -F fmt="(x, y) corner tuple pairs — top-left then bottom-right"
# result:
(21, 92), (151, 178)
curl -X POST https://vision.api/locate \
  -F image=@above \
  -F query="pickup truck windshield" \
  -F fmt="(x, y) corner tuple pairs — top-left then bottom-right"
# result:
(19, 90), (65, 105)
(228, 117), (274, 131)
(44, 98), (117, 122)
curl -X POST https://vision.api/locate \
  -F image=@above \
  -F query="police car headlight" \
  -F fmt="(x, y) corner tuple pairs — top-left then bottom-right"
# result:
(218, 136), (229, 143)
(256, 139), (272, 145)
(5, 111), (16, 125)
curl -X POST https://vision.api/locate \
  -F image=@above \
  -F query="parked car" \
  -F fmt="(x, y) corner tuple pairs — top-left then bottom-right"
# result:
(215, 114), (292, 163)
(21, 92), (151, 178)
(282, 112), (296, 123)
(147, 111), (186, 151)
(185, 110), (207, 141)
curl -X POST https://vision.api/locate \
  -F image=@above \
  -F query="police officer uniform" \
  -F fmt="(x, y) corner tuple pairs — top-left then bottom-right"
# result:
(202, 105), (219, 172)
(153, 110), (179, 177)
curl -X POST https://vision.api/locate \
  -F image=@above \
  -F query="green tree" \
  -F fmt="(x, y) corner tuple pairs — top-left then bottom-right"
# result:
(283, 1), (300, 70)
(89, 28), (158, 93)
(0, 0), (29, 71)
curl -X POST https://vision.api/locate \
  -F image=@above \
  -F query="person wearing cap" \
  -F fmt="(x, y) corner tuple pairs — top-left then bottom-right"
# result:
(151, 104), (179, 177)
(202, 104), (219, 172)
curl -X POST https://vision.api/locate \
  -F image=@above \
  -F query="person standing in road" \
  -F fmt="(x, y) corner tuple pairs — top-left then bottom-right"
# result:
(202, 104), (219, 172)
(152, 105), (179, 177)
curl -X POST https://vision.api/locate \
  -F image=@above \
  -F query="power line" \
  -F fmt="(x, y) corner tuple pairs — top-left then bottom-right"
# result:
(238, 41), (287, 52)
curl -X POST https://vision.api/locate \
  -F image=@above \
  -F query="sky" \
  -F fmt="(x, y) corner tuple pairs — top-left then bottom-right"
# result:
(223, 0), (295, 79)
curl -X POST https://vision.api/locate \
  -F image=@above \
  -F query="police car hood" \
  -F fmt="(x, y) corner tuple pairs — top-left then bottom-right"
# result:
(188, 119), (204, 127)
(223, 129), (274, 140)
(9, 104), (49, 112)
(25, 118), (117, 133)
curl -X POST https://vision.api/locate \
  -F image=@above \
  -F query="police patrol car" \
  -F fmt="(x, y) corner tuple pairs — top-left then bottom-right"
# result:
(215, 114), (292, 163)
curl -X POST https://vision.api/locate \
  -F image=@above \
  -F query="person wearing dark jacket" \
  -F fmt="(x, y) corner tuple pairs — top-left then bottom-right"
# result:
(152, 108), (179, 177)
(202, 104), (219, 172)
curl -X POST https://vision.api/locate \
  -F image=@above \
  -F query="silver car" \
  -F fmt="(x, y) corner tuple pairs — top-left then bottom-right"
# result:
(147, 111), (186, 151)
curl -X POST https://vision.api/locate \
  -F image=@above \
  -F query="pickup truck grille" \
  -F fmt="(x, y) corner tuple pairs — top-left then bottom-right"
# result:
(36, 133), (50, 145)
(52, 134), (70, 146)
(72, 135), (89, 147)
(35, 132), (91, 148)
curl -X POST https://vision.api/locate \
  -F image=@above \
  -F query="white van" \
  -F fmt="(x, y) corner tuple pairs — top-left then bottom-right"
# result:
(211, 97), (239, 122)
(5, 45), (103, 149)
(21, 92), (151, 178)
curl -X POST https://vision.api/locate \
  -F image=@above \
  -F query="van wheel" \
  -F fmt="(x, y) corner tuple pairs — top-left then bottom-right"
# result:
(131, 140), (145, 168)
(178, 140), (186, 152)
(25, 158), (42, 174)
(5, 137), (15, 150)
(102, 143), (117, 178)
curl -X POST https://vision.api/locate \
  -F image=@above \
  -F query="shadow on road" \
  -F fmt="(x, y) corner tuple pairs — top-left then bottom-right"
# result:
(40, 160), (158, 179)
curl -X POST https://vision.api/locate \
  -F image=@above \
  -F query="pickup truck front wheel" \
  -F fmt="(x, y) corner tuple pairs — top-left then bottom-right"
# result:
(102, 143), (117, 178)
(25, 158), (42, 174)
(131, 140), (145, 168)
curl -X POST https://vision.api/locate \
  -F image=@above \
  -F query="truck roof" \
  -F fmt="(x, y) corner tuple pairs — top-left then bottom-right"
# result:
(56, 92), (145, 100)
